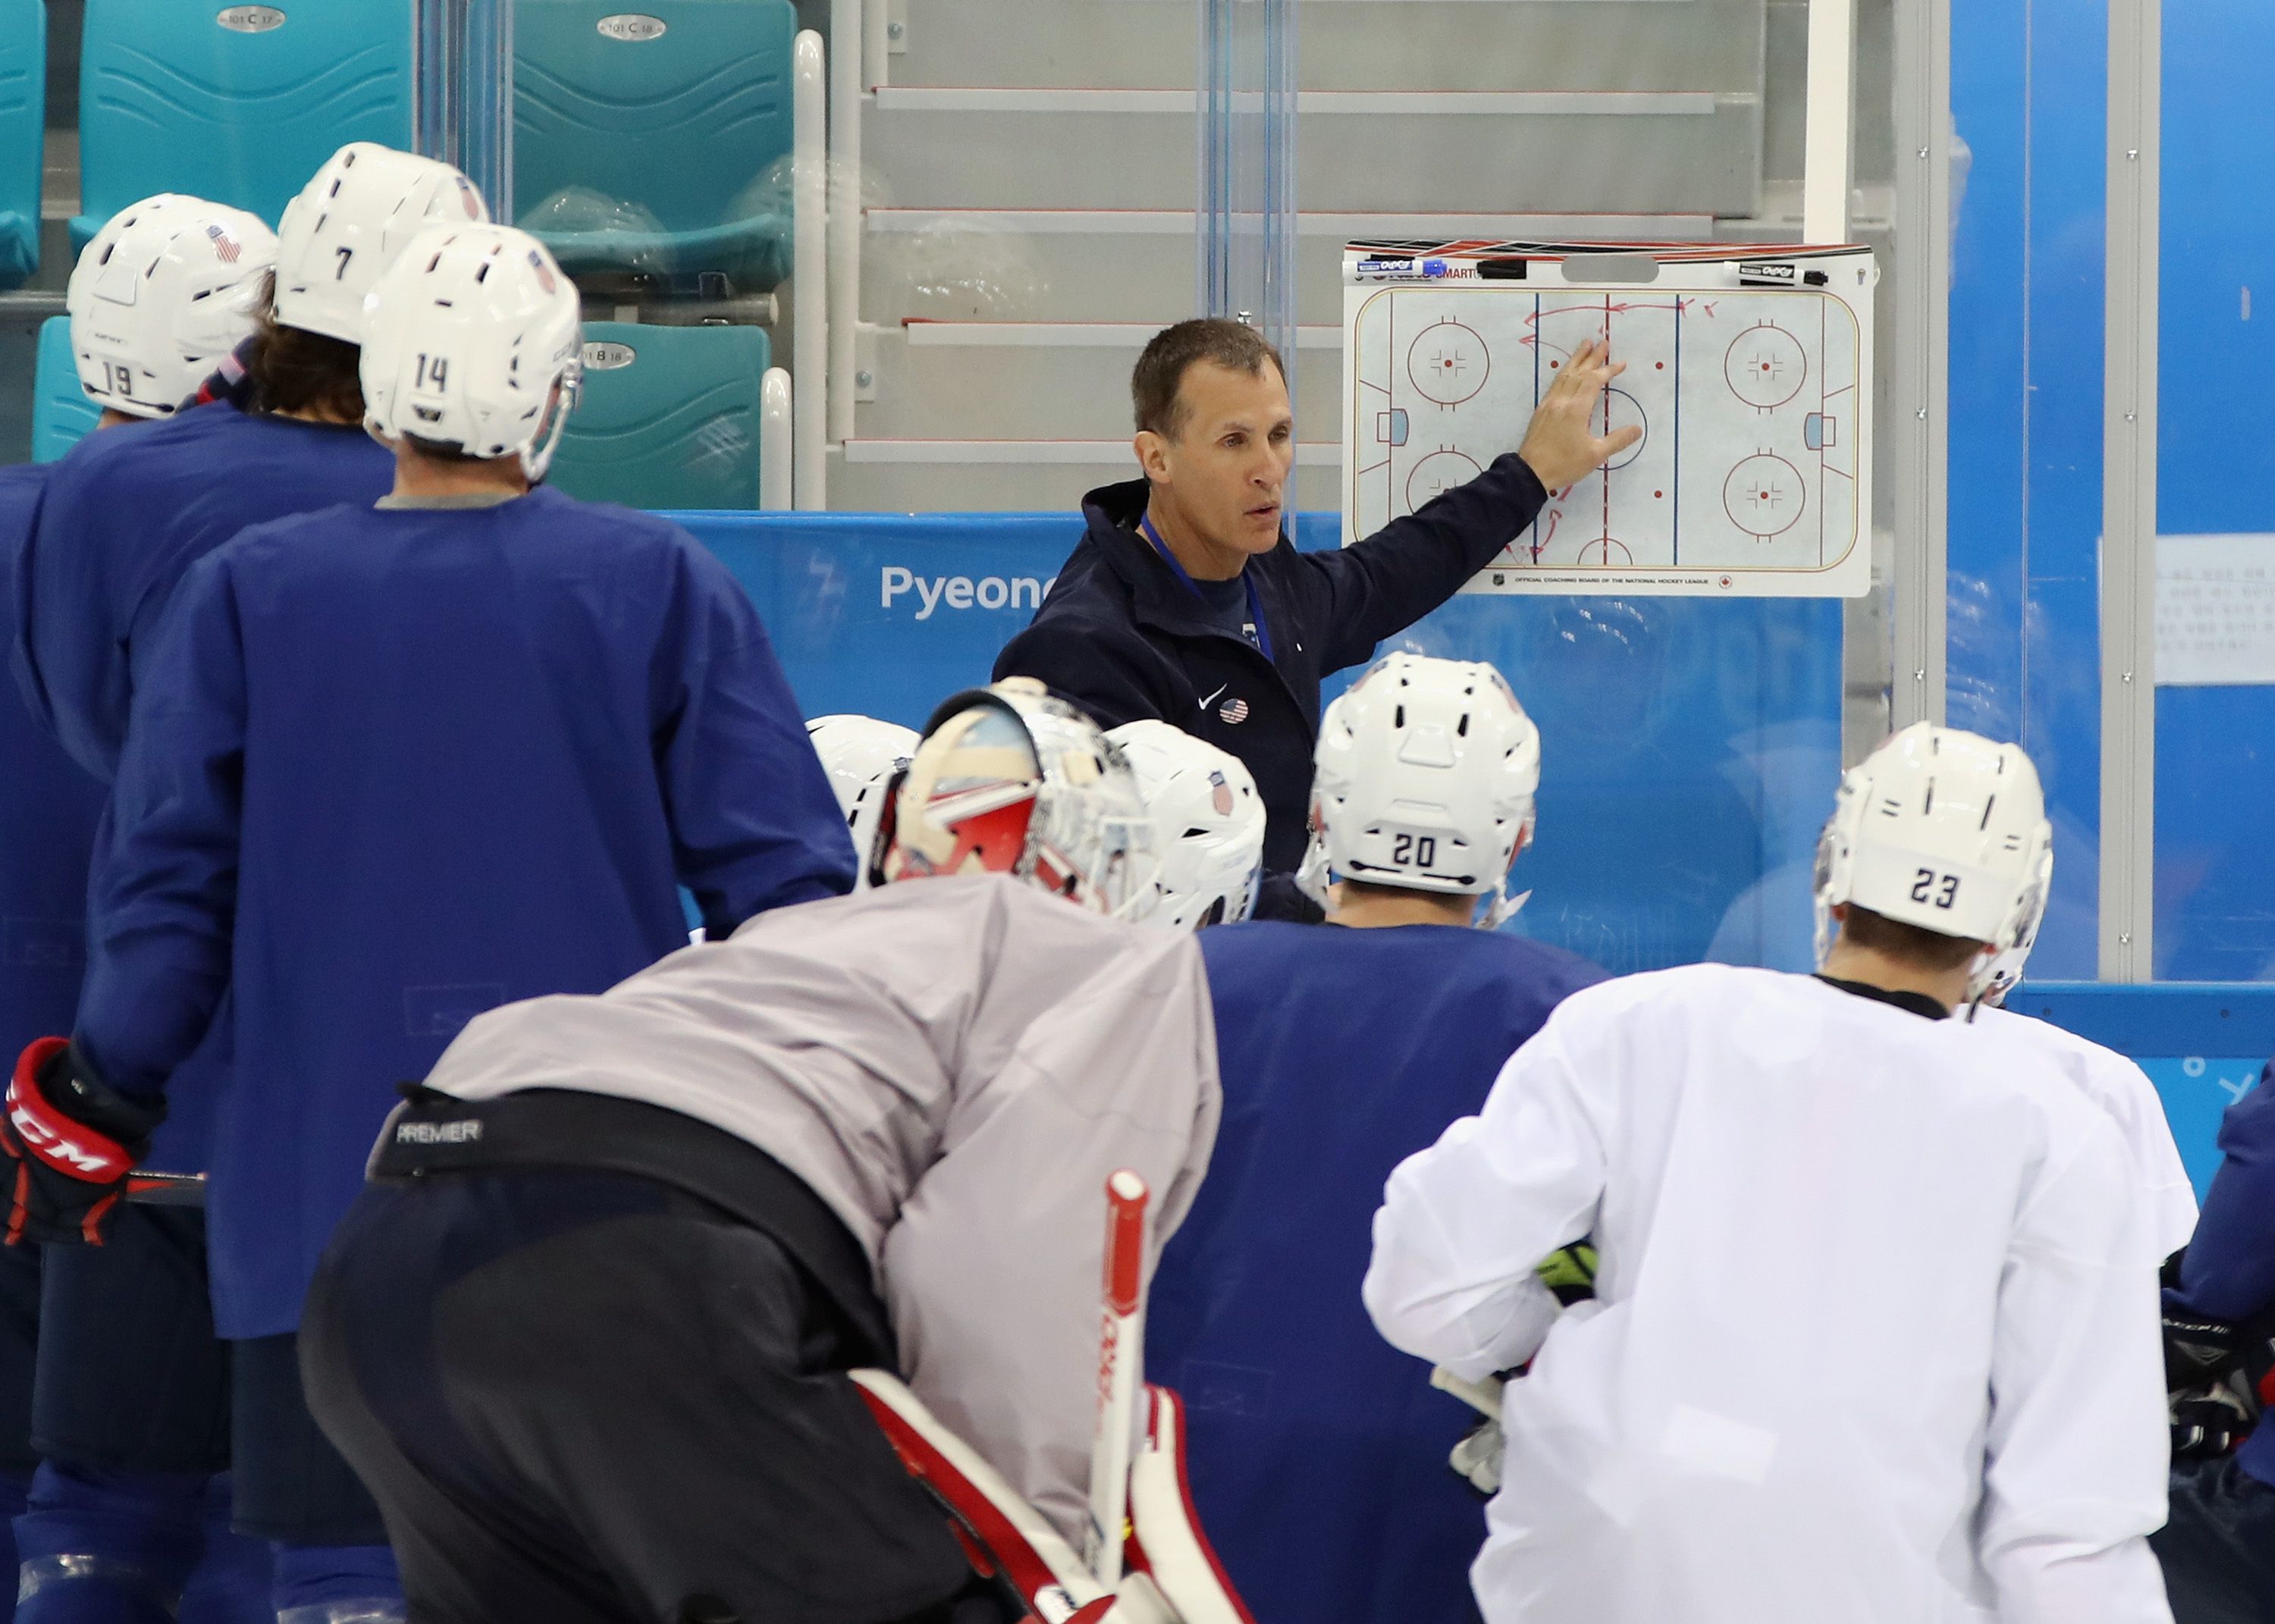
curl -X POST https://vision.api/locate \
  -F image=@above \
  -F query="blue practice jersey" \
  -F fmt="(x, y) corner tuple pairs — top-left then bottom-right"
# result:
(14, 401), (393, 782)
(1153, 920), (1605, 1624)
(4, 460), (221, 1175)
(0, 465), (106, 1050)
(80, 487), (858, 1337)
(2169, 1061), (2275, 1490)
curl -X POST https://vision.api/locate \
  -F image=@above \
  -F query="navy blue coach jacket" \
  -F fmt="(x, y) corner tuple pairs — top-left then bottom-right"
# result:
(993, 460), (1548, 873)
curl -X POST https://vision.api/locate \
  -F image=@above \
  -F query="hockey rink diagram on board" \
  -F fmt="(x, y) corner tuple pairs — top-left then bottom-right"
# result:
(1341, 244), (1877, 597)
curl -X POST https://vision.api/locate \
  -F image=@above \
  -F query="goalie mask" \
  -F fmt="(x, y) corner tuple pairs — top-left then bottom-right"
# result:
(881, 679), (1160, 920)
(68, 194), (278, 419)
(1299, 653), (1540, 930)
(1107, 720), (1265, 930)
(806, 714), (921, 891)
(1812, 722), (2054, 1006)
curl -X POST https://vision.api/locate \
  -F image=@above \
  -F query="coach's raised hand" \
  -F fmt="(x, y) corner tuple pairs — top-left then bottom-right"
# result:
(1515, 337), (1643, 493)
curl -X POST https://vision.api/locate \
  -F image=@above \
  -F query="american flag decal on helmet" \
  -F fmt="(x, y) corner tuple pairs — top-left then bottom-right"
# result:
(206, 224), (241, 262)
(529, 249), (557, 296)
(1219, 698), (1250, 725)
(1209, 770), (1234, 815)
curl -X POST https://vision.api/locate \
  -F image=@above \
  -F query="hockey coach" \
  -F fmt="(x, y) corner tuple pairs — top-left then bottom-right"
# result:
(993, 317), (1641, 877)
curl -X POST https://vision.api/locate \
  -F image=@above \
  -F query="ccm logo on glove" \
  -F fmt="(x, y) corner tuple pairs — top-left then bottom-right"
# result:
(0, 1038), (164, 1246)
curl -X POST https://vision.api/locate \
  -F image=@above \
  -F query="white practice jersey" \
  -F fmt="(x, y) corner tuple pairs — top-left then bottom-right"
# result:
(1974, 1004), (2198, 1257)
(1365, 964), (2172, 1624)
(425, 876), (1221, 1543)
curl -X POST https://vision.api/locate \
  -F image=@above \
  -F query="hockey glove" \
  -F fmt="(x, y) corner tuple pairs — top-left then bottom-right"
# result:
(2171, 1378), (2256, 1460)
(0, 1039), (164, 1246)
(2164, 1309), (2242, 1394)
(1536, 1243), (1599, 1307)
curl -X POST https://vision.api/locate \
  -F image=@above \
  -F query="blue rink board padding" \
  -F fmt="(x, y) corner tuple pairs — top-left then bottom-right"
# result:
(675, 509), (1843, 980)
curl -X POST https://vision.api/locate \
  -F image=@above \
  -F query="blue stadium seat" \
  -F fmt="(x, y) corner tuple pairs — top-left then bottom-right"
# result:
(74, 0), (413, 248)
(514, 0), (797, 290)
(548, 322), (770, 509)
(0, 0), (43, 289)
(33, 317), (99, 462)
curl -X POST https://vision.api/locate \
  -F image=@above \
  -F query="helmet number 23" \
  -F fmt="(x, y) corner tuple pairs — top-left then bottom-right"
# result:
(1910, 867), (1960, 911)
(1392, 833), (1438, 868)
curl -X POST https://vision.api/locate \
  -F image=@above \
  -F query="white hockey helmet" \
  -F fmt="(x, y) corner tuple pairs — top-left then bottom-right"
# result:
(67, 194), (277, 419)
(359, 224), (584, 481)
(274, 143), (488, 343)
(1299, 653), (1541, 928)
(1812, 722), (2054, 1005)
(806, 714), (921, 890)
(1107, 720), (1266, 930)
(881, 678), (1162, 920)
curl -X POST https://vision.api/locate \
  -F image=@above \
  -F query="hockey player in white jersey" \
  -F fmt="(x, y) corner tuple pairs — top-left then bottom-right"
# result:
(1950, 801), (2198, 1259)
(1366, 723), (2174, 1624)
(300, 681), (1222, 1624)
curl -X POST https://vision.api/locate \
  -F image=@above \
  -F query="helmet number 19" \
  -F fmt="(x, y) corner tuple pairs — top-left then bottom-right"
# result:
(1910, 867), (1960, 911)
(1393, 833), (1438, 868)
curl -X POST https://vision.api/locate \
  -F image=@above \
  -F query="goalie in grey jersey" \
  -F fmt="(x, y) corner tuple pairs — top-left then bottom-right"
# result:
(1367, 723), (2174, 1624)
(298, 681), (1221, 1624)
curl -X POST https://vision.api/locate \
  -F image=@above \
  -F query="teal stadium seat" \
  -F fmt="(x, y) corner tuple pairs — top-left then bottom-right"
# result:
(548, 323), (770, 509)
(0, 0), (43, 288)
(33, 317), (99, 462)
(74, 0), (413, 248)
(515, 0), (796, 290)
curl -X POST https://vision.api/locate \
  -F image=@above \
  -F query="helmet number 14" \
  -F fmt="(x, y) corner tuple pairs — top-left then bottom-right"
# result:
(1910, 867), (1960, 911)
(416, 353), (450, 393)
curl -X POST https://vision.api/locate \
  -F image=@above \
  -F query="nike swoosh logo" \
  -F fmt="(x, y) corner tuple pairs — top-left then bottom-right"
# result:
(1198, 684), (1228, 710)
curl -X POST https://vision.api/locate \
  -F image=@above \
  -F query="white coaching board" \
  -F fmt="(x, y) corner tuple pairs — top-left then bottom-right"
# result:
(1341, 242), (1878, 597)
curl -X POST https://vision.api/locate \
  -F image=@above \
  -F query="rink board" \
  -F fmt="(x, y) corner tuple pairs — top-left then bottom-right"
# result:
(675, 509), (1842, 977)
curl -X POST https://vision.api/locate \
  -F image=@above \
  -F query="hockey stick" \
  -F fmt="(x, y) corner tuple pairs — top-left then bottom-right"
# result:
(125, 1171), (207, 1208)
(1086, 1169), (1149, 1590)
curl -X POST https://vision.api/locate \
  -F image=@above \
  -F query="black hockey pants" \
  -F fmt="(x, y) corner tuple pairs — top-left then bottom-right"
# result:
(302, 1164), (983, 1624)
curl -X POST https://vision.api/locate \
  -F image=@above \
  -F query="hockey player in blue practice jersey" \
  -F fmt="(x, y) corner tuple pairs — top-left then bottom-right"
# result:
(14, 143), (486, 784)
(8, 149), (481, 1624)
(5, 195), (287, 1624)
(0, 222), (854, 1624)
(1144, 652), (1605, 1624)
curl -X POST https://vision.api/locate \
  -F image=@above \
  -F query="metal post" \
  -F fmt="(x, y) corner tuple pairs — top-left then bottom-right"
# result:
(2101, 0), (2160, 980)
(1887, 0), (1949, 732)
(792, 30), (828, 509)
(1803, 0), (1856, 246)
(410, 0), (513, 217)
(1198, 0), (1298, 394)
(411, 0), (460, 166)
(463, 0), (515, 218)
(828, 0), (861, 446)
(759, 368), (794, 510)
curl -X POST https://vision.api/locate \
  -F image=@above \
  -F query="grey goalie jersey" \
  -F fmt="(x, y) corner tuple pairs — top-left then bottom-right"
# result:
(419, 874), (1223, 1541)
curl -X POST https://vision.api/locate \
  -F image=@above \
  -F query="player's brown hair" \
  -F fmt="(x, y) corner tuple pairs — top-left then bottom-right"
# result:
(245, 272), (366, 424)
(1837, 904), (1985, 972)
(1131, 318), (1286, 440)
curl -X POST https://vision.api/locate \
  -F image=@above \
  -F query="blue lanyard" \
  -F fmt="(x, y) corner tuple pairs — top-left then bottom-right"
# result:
(1138, 514), (1275, 663)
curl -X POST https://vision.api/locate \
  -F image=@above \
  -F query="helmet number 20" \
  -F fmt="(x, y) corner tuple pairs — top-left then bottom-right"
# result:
(1392, 833), (1438, 868)
(1910, 867), (1960, 911)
